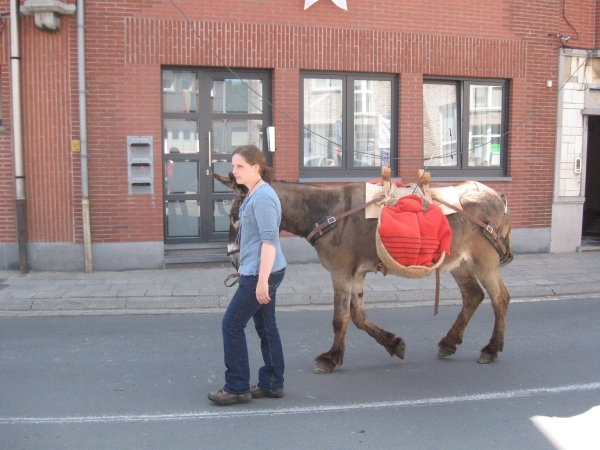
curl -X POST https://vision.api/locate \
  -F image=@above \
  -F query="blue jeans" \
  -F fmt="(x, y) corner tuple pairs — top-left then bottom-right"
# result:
(222, 268), (286, 395)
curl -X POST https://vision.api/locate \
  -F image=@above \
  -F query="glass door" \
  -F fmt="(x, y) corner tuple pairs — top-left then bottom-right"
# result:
(162, 69), (271, 244)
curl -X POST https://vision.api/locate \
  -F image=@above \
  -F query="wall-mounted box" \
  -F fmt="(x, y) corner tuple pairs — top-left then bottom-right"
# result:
(127, 136), (153, 194)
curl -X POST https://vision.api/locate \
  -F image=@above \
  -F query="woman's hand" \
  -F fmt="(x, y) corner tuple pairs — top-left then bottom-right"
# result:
(256, 277), (271, 304)
(256, 242), (276, 304)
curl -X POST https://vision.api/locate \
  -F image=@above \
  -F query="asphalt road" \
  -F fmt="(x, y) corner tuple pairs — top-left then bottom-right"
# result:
(1, 298), (599, 450)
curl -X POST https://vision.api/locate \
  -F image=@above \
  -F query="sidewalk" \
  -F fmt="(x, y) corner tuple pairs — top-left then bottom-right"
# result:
(1, 252), (599, 317)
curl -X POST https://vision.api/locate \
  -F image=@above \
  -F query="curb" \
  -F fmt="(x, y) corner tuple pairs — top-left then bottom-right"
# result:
(1, 282), (599, 317)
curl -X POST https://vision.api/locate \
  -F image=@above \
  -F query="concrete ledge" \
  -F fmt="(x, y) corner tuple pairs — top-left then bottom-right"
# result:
(0, 244), (19, 271)
(28, 243), (85, 271)
(31, 298), (127, 310)
(505, 285), (557, 298)
(5, 284), (587, 313)
(552, 282), (600, 296)
(277, 293), (314, 306)
(125, 296), (221, 309)
(93, 242), (164, 271)
(0, 299), (34, 311)
(280, 237), (319, 264)
(510, 228), (551, 254)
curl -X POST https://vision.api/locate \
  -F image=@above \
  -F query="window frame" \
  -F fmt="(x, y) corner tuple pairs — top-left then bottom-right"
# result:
(423, 77), (509, 178)
(300, 71), (398, 180)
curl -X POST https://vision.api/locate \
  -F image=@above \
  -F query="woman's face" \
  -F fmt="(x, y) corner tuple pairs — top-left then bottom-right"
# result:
(232, 154), (260, 187)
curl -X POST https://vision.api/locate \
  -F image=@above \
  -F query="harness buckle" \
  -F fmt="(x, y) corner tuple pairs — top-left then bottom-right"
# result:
(307, 215), (338, 246)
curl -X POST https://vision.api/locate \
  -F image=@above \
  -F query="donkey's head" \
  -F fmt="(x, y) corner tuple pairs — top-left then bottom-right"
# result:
(213, 172), (248, 270)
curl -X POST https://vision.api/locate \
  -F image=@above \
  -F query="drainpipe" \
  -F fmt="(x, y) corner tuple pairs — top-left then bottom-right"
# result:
(10, 0), (27, 273)
(77, 0), (92, 273)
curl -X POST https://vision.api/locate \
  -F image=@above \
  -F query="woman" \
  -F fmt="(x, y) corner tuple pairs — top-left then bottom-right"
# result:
(208, 145), (287, 406)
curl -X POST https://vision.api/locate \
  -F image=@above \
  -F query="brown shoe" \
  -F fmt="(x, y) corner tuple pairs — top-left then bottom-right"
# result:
(207, 389), (251, 406)
(250, 385), (284, 399)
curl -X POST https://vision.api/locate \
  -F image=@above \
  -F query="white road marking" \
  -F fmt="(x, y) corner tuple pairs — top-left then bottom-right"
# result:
(1, 382), (599, 425)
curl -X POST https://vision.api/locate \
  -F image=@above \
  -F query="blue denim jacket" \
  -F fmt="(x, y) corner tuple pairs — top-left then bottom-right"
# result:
(237, 183), (287, 276)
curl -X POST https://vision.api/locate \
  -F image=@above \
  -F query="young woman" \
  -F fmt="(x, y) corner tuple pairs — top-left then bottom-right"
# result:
(208, 145), (287, 406)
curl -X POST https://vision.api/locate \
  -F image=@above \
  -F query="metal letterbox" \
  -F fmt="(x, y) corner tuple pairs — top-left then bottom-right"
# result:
(127, 136), (153, 194)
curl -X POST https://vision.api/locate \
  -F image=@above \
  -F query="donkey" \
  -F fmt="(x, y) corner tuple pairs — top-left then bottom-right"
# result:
(214, 172), (513, 374)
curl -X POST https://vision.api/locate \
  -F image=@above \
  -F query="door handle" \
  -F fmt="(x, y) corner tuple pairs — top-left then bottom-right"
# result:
(207, 131), (212, 175)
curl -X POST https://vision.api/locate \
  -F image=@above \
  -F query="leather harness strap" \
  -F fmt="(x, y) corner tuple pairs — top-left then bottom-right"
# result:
(306, 196), (382, 245)
(432, 196), (511, 264)
(435, 268), (441, 316)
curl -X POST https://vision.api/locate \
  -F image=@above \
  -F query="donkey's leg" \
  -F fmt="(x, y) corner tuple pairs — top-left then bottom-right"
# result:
(472, 261), (511, 364)
(438, 262), (485, 358)
(313, 273), (353, 374)
(349, 272), (405, 359)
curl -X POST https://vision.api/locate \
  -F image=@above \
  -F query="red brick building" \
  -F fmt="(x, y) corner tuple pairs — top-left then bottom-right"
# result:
(0, 0), (598, 271)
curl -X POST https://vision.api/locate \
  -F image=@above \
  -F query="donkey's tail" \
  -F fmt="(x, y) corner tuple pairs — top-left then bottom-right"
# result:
(499, 225), (513, 266)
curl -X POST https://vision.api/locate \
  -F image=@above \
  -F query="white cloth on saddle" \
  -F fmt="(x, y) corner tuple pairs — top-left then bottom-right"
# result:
(429, 185), (462, 215)
(430, 181), (492, 215)
(365, 182), (433, 218)
(365, 183), (386, 218)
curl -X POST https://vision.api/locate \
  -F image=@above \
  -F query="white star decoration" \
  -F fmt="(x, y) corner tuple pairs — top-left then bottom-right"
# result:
(304, 0), (348, 11)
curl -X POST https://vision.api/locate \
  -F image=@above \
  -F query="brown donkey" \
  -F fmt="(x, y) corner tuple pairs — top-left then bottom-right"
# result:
(214, 172), (513, 374)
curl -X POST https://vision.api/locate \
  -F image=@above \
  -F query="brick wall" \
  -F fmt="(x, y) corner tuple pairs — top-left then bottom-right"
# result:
(19, 19), (75, 243)
(0, 15), (15, 242)
(272, 68), (300, 181)
(398, 73), (422, 181)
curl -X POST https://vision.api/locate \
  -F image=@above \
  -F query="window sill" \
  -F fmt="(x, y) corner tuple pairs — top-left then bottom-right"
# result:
(299, 176), (399, 184)
(430, 176), (512, 183)
(299, 176), (511, 184)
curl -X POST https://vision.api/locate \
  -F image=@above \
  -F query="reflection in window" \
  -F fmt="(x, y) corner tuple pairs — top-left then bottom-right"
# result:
(353, 79), (391, 167)
(313, 78), (342, 91)
(166, 200), (199, 237)
(163, 70), (197, 113)
(213, 200), (232, 232)
(423, 83), (458, 167)
(165, 160), (198, 194)
(302, 77), (343, 168)
(469, 85), (503, 167)
(212, 79), (263, 114)
(164, 119), (198, 154)
(211, 119), (263, 154)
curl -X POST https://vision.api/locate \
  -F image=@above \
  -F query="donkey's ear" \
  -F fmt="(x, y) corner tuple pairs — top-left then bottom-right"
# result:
(212, 172), (232, 186)
(212, 172), (248, 196)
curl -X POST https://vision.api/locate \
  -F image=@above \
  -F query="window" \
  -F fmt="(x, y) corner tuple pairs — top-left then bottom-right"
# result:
(163, 70), (197, 113)
(300, 72), (396, 178)
(423, 79), (508, 176)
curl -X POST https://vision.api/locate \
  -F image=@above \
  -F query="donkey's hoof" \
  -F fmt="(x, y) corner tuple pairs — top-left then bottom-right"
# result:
(313, 360), (336, 374)
(437, 346), (456, 358)
(393, 338), (406, 360)
(477, 351), (497, 364)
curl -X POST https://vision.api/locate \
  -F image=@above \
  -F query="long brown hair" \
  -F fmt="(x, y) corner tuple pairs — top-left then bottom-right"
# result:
(232, 145), (274, 182)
